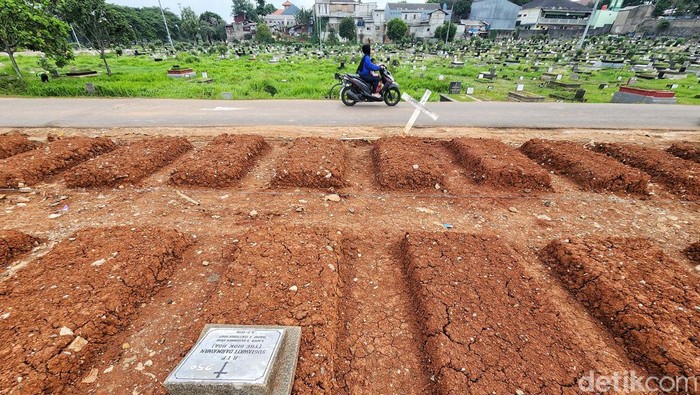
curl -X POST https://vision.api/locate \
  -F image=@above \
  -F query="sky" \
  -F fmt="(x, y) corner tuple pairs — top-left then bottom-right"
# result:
(107, 0), (422, 23)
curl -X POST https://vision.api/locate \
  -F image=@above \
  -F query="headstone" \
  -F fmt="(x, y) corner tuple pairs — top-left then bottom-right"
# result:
(202, 72), (209, 79)
(85, 83), (95, 94)
(221, 92), (233, 100)
(165, 325), (301, 395)
(449, 81), (461, 94)
(556, 74), (562, 81)
(516, 84), (524, 92)
(466, 87), (474, 95)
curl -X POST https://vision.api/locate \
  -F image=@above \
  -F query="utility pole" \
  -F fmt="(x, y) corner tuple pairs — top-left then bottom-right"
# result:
(70, 24), (82, 50)
(317, 14), (323, 51)
(445, 1), (454, 45)
(158, 0), (176, 51)
(577, 0), (601, 49)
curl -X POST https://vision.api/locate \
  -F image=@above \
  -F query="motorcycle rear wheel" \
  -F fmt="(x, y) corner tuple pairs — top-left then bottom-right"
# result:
(384, 87), (401, 106)
(340, 86), (357, 106)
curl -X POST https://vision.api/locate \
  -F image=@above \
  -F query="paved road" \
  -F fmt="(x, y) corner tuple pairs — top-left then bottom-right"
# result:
(1, 97), (698, 129)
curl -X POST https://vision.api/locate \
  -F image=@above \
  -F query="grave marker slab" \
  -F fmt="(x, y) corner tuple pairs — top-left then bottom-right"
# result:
(164, 325), (301, 395)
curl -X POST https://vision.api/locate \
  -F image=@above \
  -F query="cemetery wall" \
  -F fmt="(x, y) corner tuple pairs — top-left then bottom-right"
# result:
(638, 18), (700, 37)
(516, 25), (614, 39)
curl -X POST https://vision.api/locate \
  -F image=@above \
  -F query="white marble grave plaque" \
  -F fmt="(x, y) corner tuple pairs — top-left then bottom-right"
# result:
(466, 87), (474, 95)
(165, 325), (301, 395)
(175, 328), (282, 383)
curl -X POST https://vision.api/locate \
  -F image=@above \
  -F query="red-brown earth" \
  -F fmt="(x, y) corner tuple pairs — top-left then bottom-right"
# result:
(0, 126), (698, 395)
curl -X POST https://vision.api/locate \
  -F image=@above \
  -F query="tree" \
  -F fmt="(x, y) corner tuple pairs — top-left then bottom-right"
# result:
(295, 7), (312, 26)
(59, 0), (133, 76)
(255, 22), (272, 43)
(199, 11), (226, 44)
(338, 17), (357, 42)
(652, 0), (672, 16)
(435, 22), (457, 42)
(232, 0), (257, 22)
(111, 6), (184, 44)
(386, 18), (408, 42)
(295, 7), (312, 27)
(326, 26), (339, 44)
(256, 0), (276, 17)
(180, 6), (200, 43)
(0, 0), (73, 80)
(427, 0), (472, 20)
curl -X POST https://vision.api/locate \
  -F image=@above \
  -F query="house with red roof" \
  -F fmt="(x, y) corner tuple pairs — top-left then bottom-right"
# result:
(264, 1), (301, 33)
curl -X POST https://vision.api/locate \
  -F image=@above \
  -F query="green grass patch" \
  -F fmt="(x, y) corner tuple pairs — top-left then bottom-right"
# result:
(1, 48), (698, 104)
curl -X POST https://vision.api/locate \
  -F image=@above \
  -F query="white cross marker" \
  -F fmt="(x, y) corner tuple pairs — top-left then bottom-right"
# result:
(401, 90), (438, 135)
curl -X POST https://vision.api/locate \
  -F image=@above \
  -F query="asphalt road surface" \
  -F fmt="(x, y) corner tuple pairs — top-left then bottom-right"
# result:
(1, 98), (698, 129)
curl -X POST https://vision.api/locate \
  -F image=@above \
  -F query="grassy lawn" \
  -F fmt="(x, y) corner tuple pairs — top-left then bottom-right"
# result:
(1, 47), (698, 104)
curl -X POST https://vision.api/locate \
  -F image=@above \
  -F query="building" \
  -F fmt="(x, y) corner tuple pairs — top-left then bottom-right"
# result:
(588, 0), (623, 29)
(469, 0), (520, 31)
(384, 2), (453, 39)
(264, 1), (301, 33)
(226, 13), (257, 42)
(516, 0), (592, 32)
(610, 4), (654, 34)
(460, 19), (489, 36)
(313, 0), (380, 42)
(385, 3), (445, 23)
(357, 8), (385, 43)
(410, 8), (450, 39)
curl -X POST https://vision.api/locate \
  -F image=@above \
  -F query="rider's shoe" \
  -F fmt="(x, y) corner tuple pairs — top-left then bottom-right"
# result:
(371, 93), (381, 98)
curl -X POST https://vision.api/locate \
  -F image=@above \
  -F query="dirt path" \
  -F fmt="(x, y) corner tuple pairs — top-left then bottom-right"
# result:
(1, 127), (699, 395)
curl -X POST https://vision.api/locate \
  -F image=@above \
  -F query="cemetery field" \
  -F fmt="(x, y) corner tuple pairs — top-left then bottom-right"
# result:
(1, 126), (699, 394)
(2, 46), (699, 104)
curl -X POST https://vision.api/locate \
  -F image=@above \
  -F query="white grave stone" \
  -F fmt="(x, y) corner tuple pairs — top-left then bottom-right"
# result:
(466, 87), (474, 95)
(516, 84), (524, 92)
(164, 325), (301, 395)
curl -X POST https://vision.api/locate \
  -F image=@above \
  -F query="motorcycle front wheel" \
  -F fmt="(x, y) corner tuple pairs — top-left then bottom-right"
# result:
(384, 87), (401, 107)
(340, 86), (357, 107)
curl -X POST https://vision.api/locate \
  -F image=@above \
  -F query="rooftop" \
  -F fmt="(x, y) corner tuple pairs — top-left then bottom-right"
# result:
(386, 2), (441, 11)
(520, 0), (592, 11)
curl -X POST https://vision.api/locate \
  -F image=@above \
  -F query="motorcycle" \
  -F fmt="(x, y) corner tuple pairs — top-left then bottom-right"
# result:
(339, 65), (401, 107)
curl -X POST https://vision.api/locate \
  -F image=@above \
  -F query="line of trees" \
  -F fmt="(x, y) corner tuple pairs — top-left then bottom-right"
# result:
(2, 0), (231, 80)
(232, 0), (279, 22)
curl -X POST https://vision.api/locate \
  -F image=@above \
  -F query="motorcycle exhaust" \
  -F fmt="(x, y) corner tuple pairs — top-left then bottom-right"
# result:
(347, 91), (362, 101)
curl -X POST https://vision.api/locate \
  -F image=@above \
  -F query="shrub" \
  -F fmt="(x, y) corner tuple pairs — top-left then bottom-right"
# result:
(656, 20), (671, 33)
(263, 83), (278, 96)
